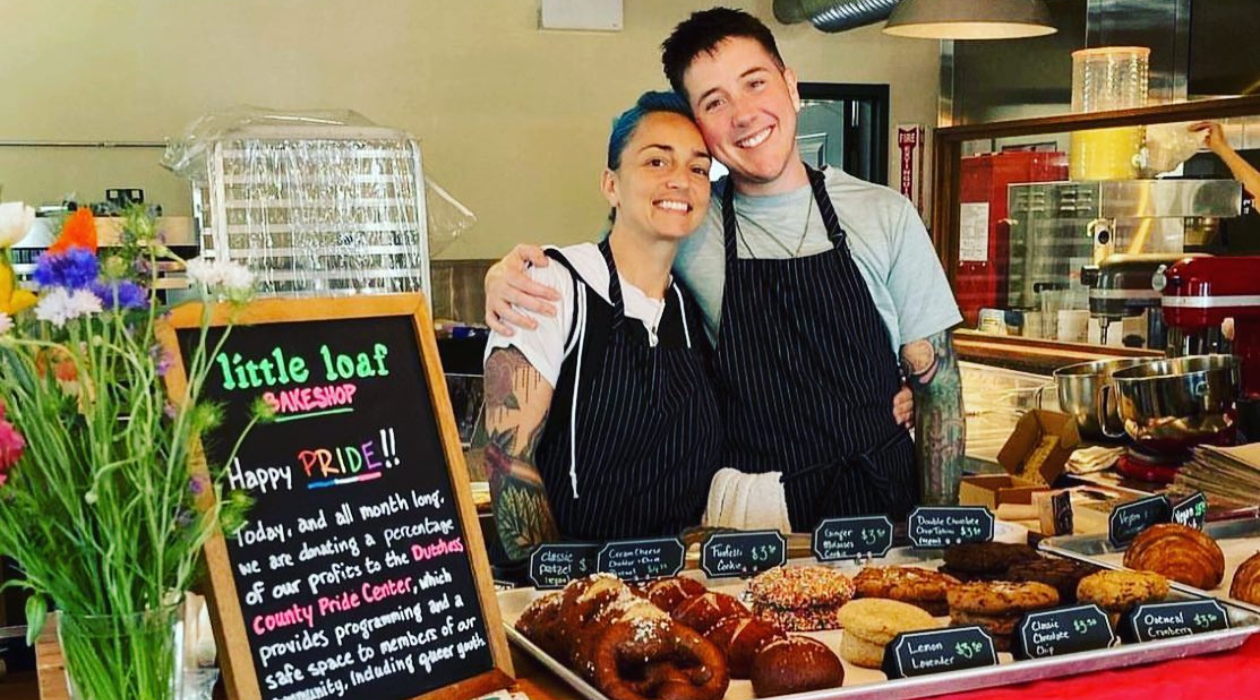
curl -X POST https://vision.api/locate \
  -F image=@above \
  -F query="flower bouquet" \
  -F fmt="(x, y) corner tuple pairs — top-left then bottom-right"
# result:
(0, 203), (262, 700)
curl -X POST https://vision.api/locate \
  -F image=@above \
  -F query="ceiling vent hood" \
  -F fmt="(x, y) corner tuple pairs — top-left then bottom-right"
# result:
(773, 0), (900, 33)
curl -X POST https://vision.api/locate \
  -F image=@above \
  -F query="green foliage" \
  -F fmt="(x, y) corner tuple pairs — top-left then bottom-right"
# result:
(0, 206), (261, 628)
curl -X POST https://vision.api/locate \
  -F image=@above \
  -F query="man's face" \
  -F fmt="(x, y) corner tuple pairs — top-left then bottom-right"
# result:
(681, 37), (803, 195)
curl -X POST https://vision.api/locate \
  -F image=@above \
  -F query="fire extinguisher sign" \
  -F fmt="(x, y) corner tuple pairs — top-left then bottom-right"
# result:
(897, 124), (927, 221)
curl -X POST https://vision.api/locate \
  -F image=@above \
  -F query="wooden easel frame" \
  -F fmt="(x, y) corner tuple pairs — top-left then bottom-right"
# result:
(157, 294), (513, 700)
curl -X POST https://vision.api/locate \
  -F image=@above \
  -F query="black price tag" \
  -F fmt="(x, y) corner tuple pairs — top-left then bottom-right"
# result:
(1108, 495), (1170, 548)
(1051, 490), (1074, 536)
(907, 506), (995, 548)
(1122, 600), (1230, 643)
(596, 537), (685, 582)
(811, 516), (894, 561)
(1013, 604), (1116, 659)
(882, 626), (998, 679)
(1170, 491), (1208, 530)
(528, 543), (600, 589)
(700, 530), (785, 578)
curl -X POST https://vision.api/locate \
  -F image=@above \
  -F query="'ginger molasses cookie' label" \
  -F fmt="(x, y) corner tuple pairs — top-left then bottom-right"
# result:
(812, 516), (894, 561)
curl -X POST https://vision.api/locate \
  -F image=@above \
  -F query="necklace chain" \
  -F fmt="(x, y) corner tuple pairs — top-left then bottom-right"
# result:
(734, 193), (814, 259)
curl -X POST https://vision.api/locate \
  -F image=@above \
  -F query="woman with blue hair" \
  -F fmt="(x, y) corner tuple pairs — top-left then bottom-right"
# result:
(482, 91), (720, 560)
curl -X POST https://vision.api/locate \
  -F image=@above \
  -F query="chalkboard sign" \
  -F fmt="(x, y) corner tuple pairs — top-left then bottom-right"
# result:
(811, 516), (894, 561)
(1108, 495), (1170, 548)
(529, 544), (600, 590)
(882, 626), (998, 679)
(596, 538), (685, 582)
(1171, 492), (1208, 530)
(160, 296), (513, 700)
(1121, 600), (1231, 643)
(1013, 604), (1116, 660)
(907, 506), (995, 548)
(700, 530), (786, 578)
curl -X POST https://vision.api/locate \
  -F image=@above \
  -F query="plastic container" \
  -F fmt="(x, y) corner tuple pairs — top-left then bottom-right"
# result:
(1069, 46), (1150, 181)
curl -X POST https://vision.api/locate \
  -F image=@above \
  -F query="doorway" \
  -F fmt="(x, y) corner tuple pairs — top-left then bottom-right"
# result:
(797, 83), (890, 185)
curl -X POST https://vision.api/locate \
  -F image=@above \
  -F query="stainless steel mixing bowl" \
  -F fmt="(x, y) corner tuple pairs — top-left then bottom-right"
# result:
(1106, 354), (1241, 450)
(1054, 358), (1153, 439)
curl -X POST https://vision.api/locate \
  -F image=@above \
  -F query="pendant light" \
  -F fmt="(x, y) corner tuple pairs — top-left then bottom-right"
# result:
(883, 0), (1056, 40)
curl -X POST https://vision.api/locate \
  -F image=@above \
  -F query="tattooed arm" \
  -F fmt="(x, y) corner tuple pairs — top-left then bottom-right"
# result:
(901, 330), (966, 505)
(480, 347), (560, 562)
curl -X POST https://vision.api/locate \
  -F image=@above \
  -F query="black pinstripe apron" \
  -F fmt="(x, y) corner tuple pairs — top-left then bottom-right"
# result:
(714, 165), (915, 532)
(533, 241), (722, 541)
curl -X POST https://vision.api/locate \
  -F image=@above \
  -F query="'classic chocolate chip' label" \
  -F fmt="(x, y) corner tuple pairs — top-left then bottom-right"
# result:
(1013, 604), (1116, 659)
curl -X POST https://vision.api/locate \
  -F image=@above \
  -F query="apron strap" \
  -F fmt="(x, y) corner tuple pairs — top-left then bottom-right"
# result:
(598, 238), (627, 333)
(805, 165), (849, 248)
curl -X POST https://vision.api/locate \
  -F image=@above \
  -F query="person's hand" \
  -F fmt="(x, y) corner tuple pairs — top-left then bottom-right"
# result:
(893, 384), (914, 428)
(484, 244), (559, 335)
(1190, 121), (1230, 157)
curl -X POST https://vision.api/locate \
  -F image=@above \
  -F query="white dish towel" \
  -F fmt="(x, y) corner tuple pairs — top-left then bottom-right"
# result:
(703, 468), (792, 534)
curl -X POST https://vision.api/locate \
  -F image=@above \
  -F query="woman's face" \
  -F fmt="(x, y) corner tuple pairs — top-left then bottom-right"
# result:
(603, 111), (711, 240)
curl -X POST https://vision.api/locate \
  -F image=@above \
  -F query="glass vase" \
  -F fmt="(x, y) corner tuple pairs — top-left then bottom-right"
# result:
(57, 601), (185, 700)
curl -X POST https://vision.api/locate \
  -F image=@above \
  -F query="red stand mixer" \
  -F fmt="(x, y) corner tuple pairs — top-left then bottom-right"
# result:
(1107, 256), (1260, 482)
(1159, 256), (1260, 404)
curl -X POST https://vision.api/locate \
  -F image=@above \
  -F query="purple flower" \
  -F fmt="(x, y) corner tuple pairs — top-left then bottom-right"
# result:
(91, 280), (148, 310)
(189, 474), (209, 496)
(149, 345), (174, 377)
(163, 402), (178, 419)
(33, 249), (99, 290)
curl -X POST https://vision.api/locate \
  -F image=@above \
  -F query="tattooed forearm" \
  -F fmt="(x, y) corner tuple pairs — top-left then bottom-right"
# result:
(481, 347), (559, 561)
(901, 330), (966, 505)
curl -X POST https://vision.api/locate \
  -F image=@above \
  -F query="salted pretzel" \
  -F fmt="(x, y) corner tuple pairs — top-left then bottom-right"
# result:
(592, 618), (729, 700)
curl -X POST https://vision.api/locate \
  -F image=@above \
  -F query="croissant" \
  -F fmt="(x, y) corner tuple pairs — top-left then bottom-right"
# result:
(1123, 523), (1225, 590)
(1230, 552), (1260, 605)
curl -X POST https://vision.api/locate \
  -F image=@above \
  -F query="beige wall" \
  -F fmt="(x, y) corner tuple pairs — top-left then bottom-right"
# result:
(0, 0), (940, 259)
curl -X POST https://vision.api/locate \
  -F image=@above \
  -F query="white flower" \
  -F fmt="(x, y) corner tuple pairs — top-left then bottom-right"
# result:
(0, 313), (11, 335)
(0, 202), (36, 248)
(184, 257), (222, 288)
(186, 257), (255, 300)
(218, 260), (254, 293)
(34, 288), (103, 328)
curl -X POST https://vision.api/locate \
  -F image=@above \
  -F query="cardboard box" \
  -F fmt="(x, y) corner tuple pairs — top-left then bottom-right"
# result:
(996, 410), (1079, 485)
(959, 474), (1046, 510)
(960, 410), (1080, 511)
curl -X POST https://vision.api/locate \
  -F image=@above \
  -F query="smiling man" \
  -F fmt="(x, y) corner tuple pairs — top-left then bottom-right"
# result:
(485, 8), (964, 530)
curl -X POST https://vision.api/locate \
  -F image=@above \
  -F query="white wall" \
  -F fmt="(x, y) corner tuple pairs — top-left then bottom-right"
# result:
(0, 0), (940, 258)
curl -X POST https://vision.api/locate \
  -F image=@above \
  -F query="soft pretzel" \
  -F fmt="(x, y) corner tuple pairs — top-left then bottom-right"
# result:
(645, 577), (708, 613)
(592, 618), (729, 700)
(1124, 523), (1225, 590)
(671, 592), (748, 634)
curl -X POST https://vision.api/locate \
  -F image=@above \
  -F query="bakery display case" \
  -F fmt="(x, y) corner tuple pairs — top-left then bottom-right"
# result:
(933, 95), (1260, 373)
(499, 547), (1259, 700)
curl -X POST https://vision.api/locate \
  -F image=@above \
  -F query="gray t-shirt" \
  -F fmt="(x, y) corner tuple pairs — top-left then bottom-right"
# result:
(673, 167), (962, 353)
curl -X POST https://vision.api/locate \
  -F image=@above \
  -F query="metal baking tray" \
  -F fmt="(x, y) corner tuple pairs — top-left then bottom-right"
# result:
(1042, 517), (1260, 615)
(499, 550), (1259, 700)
